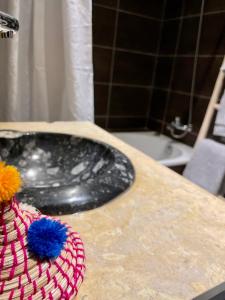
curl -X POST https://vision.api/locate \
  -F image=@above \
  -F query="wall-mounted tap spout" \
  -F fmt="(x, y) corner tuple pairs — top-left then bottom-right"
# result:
(167, 117), (192, 139)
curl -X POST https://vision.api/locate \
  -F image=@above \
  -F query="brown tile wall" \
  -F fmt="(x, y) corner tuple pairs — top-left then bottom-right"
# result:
(93, 0), (165, 131)
(93, 0), (225, 145)
(149, 0), (225, 146)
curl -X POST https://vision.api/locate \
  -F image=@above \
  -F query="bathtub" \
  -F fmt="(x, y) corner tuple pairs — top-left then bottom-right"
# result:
(113, 131), (193, 167)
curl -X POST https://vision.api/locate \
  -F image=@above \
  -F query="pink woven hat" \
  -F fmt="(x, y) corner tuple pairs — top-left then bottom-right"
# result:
(0, 162), (85, 299)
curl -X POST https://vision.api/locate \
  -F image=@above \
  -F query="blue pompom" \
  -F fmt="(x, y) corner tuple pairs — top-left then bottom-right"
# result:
(27, 218), (68, 259)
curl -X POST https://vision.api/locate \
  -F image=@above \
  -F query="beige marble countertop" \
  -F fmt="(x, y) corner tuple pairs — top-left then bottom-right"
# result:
(1, 122), (225, 300)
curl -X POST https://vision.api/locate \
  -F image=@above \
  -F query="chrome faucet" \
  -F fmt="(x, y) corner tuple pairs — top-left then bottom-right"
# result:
(0, 11), (19, 38)
(167, 116), (192, 139)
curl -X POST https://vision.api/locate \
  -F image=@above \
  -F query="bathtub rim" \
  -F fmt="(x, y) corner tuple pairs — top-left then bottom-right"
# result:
(113, 131), (193, 167)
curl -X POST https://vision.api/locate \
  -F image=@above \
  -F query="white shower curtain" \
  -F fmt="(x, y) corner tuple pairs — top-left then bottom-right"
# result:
(0, 0), (94, 122)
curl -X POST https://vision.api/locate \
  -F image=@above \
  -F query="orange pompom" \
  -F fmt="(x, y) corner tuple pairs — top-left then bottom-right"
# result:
(0, 162), (22, 202)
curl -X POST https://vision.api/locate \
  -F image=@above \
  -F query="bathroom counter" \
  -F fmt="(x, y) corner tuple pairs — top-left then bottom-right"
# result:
(1, 122), (225, 300)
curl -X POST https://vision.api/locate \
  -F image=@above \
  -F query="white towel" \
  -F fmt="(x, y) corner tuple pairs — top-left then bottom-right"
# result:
(213, 90), (225, 137)
(183, 139), (225, 194)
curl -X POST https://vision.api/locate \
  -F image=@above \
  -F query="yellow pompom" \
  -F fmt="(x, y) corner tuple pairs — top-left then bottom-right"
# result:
(0, 162), (22, 202)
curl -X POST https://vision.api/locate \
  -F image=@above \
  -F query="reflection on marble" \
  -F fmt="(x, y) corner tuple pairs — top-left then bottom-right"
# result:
(0, 131), (134, 215)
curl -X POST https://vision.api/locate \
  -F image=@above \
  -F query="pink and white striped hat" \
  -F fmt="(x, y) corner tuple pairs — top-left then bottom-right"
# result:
(0, 162), (85, 299)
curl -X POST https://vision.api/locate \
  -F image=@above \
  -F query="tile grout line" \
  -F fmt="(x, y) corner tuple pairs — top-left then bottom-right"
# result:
(145, 0), (167, 128)
(93, 44), (156, 56)
(204, 9), (225, 16)
(118, 8), (160, 21)
(164, 8), (225, 21)
(161, 0), (186, 134)
(157, 54), (224, 58)
(105, 0), (121, 129)
(153, 86), (210, 99)
(94, 82), (211, 100)
(93, 3), (161, 21)
(164, 14), (201, 21)
(95, 81), (152, 88)
(94, 44), (224, 58)
(96, 115), (147, 119)
(188, 0), (205, 125)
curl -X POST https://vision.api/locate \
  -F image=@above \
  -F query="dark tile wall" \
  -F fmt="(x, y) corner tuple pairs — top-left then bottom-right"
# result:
(93, 0), (225, 145)
(93, 0), (165, 131)
(149, 0), (225, 146)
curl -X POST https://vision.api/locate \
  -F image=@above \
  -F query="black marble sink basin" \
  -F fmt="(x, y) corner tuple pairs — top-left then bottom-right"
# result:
(0, 131), (134, 215)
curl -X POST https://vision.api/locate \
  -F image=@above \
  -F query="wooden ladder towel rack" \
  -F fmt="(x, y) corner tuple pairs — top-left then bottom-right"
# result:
(196, 56), (225, 144)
